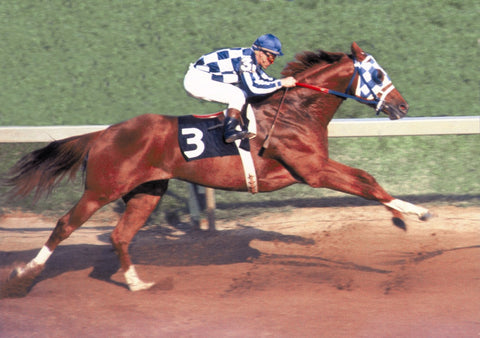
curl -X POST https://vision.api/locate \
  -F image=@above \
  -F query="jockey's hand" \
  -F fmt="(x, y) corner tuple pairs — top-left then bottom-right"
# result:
(281, 76), (297, 88)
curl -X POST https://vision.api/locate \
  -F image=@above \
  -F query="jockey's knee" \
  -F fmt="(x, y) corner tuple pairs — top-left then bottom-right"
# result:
(228, 96), (246, 112)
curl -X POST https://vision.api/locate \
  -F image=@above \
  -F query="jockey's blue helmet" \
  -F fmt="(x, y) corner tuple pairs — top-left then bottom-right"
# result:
(252, 34), (284, 56)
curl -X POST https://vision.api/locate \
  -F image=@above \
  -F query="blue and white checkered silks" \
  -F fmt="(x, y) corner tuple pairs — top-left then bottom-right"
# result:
(195, 48), (249, 83)
(193, 47), (282, 96)
(354, 55), (396, 111)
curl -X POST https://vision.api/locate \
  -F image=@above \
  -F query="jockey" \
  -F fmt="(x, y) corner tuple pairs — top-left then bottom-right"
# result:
(184, 34), (297, 143)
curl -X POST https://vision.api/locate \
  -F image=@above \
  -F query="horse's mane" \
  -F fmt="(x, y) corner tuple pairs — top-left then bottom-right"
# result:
(281, 50), (346, 77)
(249, 50), (348, 105)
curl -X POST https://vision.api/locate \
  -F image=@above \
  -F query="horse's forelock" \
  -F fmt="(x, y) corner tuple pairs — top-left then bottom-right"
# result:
(281, 50), (345, 77)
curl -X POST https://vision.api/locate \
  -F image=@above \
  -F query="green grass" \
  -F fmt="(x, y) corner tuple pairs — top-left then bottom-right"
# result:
(0, 0), (478, 125)
(0, 0), (478, 222)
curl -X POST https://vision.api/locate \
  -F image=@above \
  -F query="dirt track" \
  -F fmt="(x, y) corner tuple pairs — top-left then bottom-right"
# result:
(1, 204), (479, 337)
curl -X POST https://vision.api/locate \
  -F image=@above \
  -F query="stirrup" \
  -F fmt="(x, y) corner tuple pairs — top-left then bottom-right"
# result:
(225, 130), (248, 143)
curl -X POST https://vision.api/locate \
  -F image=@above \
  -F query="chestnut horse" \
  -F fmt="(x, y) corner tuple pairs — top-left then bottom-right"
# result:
(3, 42), (431, 294)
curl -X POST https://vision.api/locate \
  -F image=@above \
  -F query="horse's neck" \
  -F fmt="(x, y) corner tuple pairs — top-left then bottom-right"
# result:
(303, 56), (353, 94)
(254, 56), (353, 129)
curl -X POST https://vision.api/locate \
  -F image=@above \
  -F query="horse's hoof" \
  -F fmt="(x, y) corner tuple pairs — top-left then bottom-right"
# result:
(128, 281), (155, 292)
(419, 211), (433, 221)
(8, 266), (23, 279)
(392, 217), (407, 231)
(1, 265), (43, 298)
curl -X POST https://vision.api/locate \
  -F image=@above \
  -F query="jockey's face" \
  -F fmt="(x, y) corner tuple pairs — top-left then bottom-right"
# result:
(255, 50), (276, 69)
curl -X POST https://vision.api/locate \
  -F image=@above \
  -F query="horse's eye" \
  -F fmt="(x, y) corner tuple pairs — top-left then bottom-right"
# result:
(372, 69), (384, 84)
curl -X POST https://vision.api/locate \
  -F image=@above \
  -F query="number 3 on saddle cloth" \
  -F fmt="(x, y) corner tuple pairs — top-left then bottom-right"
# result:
(178, 107), (258, 193)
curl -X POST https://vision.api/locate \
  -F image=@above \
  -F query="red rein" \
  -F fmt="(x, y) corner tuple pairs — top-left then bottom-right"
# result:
(295, 82), (330, 94)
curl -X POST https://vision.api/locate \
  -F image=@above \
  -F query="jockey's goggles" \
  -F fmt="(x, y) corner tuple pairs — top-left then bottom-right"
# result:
(262, 50), (277, 63)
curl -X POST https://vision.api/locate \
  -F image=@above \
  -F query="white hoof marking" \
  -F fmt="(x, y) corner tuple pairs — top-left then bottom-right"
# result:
(384, 199), (431, 221)
(124, 265), (155, 291)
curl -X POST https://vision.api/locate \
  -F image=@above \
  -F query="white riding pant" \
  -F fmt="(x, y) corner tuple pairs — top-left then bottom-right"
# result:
(184, 64), (246, 111)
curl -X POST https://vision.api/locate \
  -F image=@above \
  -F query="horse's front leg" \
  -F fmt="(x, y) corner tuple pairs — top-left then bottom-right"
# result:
(112, 189), (164, 291)
(315, 159), (431, 221)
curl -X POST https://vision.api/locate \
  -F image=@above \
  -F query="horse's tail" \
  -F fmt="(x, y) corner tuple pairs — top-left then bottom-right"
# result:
(2, 131), (102, 201)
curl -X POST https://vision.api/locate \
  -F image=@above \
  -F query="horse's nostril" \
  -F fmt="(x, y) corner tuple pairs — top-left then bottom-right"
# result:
(399, 103), (409, 112)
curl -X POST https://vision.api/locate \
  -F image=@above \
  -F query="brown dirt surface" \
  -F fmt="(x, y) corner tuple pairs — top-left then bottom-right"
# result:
(0, 204), (479, 337)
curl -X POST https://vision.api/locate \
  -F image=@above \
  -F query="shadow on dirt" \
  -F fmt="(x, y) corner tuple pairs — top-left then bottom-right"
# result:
(0, 223), (314, 294)
(1, 193), (478, 298)
(1, 218), (479, 298)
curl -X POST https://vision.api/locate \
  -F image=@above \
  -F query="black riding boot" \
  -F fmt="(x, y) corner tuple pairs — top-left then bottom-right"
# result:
(224, 108), (248, 143)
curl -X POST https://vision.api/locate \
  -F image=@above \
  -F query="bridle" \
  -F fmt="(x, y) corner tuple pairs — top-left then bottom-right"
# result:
(297, 54), (396, 115)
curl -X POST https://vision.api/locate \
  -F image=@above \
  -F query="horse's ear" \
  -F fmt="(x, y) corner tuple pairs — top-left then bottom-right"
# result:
(351, 42), (367, 61)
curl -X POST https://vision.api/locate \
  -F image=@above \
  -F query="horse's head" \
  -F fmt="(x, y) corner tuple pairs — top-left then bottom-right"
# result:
(350, 42), (408, 119)
(278, 43), (409, 121)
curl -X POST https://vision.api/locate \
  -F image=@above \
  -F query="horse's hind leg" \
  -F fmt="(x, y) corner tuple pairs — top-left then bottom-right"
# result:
(111, 180), (168, 291)
(9, 190), (107, 292)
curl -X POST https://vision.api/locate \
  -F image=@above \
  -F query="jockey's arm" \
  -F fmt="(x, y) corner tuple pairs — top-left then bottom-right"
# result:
(239, 70), (296, 97)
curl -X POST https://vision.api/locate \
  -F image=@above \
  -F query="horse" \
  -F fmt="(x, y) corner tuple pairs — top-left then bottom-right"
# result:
(2, 42), (431, 295)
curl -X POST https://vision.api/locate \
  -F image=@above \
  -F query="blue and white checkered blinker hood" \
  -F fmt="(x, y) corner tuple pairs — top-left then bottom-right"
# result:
(354, 55), (395, 110)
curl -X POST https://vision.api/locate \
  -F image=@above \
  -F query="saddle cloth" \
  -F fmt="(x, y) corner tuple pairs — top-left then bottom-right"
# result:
(178, 106), (258, 193)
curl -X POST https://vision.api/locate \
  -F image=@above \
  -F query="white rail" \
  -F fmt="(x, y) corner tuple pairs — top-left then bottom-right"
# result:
(328, 116), (479, 137)
(1, 116), (478, 230)
(0, 116), (478, 143)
